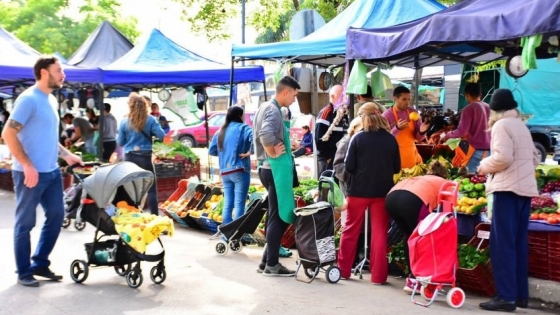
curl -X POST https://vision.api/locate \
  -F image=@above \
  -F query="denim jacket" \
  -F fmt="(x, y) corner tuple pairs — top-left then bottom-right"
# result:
(117, 116), (165, 153)
(209, 122), (254, 174)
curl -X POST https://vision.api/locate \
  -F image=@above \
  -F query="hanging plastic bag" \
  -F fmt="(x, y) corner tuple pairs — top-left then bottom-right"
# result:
(371, 68), (393, 97)
(346, 60), (368, 95)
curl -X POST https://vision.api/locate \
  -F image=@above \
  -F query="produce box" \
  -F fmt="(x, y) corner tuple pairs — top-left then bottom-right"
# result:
(456, 223), (496, 297)
(156, 176), (184, 202)
(528, 231), (549, 280)
(154, 160), (184, 178)
(547, 232), (560, 281)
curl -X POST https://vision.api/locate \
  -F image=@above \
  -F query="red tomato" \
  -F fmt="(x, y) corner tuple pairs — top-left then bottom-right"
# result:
(530, 213), (540, 220)
(548, 217), (558, 224)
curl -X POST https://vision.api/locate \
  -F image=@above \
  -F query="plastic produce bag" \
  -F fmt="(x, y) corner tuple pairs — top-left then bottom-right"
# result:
(346, 60), (368, 95)
(370, 68), (393, 97)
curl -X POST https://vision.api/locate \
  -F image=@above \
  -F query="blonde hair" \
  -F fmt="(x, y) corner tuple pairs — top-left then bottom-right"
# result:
(127, 92), (150, 131)
(348, 117), (362, 137)
(488, 108), (520, 129)
(359, 102), (390, 132)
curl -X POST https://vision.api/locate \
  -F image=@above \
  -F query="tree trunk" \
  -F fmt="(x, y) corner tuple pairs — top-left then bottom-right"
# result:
(292, 0), (300, 10)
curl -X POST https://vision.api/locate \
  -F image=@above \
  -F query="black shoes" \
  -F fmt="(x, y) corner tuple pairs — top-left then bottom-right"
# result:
(33, 268), (63, 281)
(18, 275), (39, 287)
(516, 300), (528, 308)
(479, 297), (516, 312)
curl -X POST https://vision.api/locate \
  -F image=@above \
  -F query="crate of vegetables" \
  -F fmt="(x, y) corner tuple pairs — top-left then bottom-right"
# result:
(456, 223), (496, 297)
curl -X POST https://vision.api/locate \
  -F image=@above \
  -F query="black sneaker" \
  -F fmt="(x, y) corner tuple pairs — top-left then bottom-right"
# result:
(18, 275), (39, 287)
(479, 297), (516, 312)
(33, 268), (63, 281)
(256, 263), (266, 274)
(263, 263), (295, 277)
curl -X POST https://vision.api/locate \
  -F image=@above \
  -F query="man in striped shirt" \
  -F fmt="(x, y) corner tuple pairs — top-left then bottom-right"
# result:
(314, 85), (348, 179)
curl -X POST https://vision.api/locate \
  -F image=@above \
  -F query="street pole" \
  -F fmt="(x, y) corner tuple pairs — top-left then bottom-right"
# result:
(241, 0), (245, 66)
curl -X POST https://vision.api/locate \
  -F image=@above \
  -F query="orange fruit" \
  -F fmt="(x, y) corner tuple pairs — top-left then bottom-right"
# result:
(409, 112), (420, 122)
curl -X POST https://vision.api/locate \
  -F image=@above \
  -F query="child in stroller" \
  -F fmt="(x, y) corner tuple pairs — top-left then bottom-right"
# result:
(69, 161), (173, 289)
(62, 162), (101, 231)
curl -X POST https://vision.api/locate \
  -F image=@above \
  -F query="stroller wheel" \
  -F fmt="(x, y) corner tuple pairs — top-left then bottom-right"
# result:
(446, 287), (465, 309)
(421, 285), (436, 301)
(229, 240), (242, 253)
(303, 268), (320, 279)
(150, 266), (166, 284)
(215, 241), (229, 256)
(114, 264), (132, 276)
(325, 266), (341, 284)
(70, 260), (89, 283)
(74, 220), (86, 231)
(62, 218), (71, 228)
(126, 270), (143, 288)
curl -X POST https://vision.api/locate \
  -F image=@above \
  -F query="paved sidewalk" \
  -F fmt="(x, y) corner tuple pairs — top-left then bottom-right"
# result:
(0, 190), (558, 315)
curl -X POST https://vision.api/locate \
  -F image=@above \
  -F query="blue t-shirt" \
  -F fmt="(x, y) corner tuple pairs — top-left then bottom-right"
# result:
(10, 86), (60, 172)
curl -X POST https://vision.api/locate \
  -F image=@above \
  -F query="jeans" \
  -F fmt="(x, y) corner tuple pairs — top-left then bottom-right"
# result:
(259, 168), (289, 267)
(490, 191), (530, 302)
(125, 152), (158, 215)
(84, 137), (96, 155)
(221, 170), (251, 224)
(467, 149), (489, 174)
(13, 169), (64, 278)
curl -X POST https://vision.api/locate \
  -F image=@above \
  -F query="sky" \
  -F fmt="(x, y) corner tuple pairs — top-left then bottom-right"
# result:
(116, 0), (258, 64)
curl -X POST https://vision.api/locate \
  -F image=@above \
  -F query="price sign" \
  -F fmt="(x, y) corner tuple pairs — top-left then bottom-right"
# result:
(477, 230), (490, 240)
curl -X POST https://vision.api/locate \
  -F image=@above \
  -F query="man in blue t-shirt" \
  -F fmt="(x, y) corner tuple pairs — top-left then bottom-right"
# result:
(1, 56), (82, 287)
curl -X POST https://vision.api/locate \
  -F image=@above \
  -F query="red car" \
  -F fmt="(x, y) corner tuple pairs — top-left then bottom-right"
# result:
(164, 111), (255, 147)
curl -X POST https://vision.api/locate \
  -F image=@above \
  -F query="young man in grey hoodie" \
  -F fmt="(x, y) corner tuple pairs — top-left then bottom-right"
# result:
(102, 103), (118, 162)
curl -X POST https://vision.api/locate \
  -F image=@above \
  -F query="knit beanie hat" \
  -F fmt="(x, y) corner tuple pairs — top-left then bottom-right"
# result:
(489, 89), (518, 111)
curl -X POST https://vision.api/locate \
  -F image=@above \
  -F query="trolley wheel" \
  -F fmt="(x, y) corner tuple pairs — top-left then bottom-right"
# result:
(303, 268), (320, 279)
(114, 264), (132, 276)
(150, 266), (166, 284)
(229, 240), (242, 253)
(326, 266), (341, 284)
(70, 260), (89, 283)
(446, 287), (466, 309)
(215, 241), (228, 255)
(421, 285), (435, 301)
(74, 220), (86, 231)
(62, 217), (71, 228)
(126, 269), (143, 288)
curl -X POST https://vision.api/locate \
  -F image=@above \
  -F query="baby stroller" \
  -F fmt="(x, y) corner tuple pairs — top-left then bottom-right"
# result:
(214, 195), (268, 255)
(62, 162), (101, 231)
(293, 173), (341, 284)
(408, 181), (466, 308)
(69, 162), (167, 289)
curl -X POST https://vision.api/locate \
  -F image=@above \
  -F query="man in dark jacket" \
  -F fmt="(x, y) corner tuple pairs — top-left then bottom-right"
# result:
(315, 84), (348, 178)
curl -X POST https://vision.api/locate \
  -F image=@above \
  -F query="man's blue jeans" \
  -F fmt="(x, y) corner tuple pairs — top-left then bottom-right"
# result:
(467, 149), (489, 174)
(221, 170), (251, 224)
(13, 169), (64, 278)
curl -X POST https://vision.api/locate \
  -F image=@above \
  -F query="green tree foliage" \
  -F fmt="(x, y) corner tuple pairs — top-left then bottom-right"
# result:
(174, 0), (461, 43)
(0, 0), (139, 58)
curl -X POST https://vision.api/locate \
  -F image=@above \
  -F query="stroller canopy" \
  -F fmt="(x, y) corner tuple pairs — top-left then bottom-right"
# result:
(82, 162), (154, 208)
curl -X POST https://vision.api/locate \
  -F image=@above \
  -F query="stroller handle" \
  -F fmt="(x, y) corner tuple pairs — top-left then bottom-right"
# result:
(66, 162), (102, 182)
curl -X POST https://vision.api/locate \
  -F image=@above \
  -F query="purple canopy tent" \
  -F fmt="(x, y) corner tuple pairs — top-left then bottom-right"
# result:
(345, 0), (560, 68)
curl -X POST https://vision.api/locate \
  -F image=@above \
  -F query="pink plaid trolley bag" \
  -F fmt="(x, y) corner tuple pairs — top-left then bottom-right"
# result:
(407, 181), (466, 308)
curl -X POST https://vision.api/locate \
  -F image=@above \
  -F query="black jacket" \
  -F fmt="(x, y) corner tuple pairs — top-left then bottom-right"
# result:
(345, 130), (401, 198)
(315, 104), (349, 159)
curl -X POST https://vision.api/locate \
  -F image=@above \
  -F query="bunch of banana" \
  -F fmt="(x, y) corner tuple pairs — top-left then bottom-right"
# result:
(393, 164), (428, 183)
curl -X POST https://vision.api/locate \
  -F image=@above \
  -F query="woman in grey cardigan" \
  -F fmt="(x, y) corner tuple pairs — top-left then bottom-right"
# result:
(333, 117), (362, 195)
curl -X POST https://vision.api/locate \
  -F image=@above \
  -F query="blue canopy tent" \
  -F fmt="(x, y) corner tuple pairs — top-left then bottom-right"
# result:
(0, 27), (101, 90)
(102, 29), (265, 87)
(346, 0), (560, 68)
(231, 0), (444, 67)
